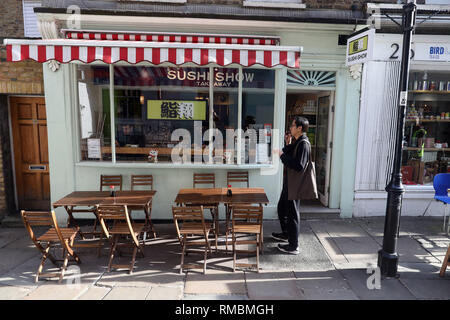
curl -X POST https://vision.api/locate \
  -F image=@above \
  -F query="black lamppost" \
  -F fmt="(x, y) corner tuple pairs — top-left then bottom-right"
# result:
(377, 0), (417, 278)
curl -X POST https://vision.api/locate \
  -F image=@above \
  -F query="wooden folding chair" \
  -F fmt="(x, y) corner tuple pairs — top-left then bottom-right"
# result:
(440, 244), (450, 277)
(97, 205), (145, 274)
(21, 210), (81, 283)
(130, 175), (156, 239)
(231, 204), (263, 273)
(172, 206), (212, 274)
(191, 173), (219, 251)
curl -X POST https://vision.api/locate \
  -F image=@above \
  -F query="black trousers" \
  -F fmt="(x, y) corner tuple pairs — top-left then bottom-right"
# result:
(277, 179), (300, 248)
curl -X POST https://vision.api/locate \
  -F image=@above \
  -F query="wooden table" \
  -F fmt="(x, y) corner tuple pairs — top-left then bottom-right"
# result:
(175, 188), (269, 252)
(53, 190), (157, 240)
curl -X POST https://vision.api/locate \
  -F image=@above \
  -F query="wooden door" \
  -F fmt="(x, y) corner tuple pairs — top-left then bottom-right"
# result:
(10, 97), (50, 210)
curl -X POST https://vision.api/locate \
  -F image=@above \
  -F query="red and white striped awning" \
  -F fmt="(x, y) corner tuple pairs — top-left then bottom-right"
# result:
(4, 39), (301, 68)
(62, 29), (280, 46)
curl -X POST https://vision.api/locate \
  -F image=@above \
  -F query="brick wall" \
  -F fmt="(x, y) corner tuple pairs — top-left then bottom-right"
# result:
(0, 0), (25, 38)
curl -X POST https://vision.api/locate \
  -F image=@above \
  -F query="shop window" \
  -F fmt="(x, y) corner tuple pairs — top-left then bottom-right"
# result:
(77, 65), (111, 162)
(403, 70), (450, 185)
(77, 65), (276, 165)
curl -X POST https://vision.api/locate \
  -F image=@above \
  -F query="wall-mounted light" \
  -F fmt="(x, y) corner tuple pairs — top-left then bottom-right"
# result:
(140, 95), (145, 105)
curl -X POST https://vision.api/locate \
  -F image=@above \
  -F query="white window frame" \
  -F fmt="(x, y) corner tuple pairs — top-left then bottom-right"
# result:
(73, 61), (280, 169)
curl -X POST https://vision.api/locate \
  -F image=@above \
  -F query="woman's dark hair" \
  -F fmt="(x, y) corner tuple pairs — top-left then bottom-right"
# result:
(293, 116), (309, 132)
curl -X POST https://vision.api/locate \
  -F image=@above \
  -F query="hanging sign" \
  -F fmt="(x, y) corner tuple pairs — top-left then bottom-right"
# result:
(346, 28), (375, 66)
(147, 100), (206, 120)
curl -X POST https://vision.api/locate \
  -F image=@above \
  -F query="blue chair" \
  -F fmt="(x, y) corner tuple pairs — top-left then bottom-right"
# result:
(433, 173), (450, 234)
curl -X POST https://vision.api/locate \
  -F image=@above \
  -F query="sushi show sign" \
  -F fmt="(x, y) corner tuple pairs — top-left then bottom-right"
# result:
(147, 100), (207, 120)
(346, 28), (375, 66)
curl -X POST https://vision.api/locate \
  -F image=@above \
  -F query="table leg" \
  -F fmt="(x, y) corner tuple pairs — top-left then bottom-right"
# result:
(64, 206), (86, 240)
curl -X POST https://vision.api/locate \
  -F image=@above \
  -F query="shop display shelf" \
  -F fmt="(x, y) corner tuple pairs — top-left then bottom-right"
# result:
(406, 119), (450, 123)
(409, 90), (450, 94)
(403, 147), (450, 152)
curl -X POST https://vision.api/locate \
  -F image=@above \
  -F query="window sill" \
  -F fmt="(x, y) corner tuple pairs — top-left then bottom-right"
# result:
(242, 1), (306, 9)
(75, 161), (273, 170)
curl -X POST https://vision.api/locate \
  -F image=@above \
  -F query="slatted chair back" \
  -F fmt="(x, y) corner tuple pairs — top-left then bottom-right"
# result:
(193, 173), (215, 188)
(97, 205), (139, 247)
(131, 175), (154, 190)
(172, 206), (207, 235)
(100, 175), (123, 191)
(232, 204), (263, 226)
(227, 171), (249, 187)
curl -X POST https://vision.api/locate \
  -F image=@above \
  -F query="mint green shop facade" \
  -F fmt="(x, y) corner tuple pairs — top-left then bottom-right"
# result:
(39, 15), (365, 223)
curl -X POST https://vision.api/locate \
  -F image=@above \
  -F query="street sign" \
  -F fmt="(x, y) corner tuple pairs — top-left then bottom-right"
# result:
(346, 28), (375, 66)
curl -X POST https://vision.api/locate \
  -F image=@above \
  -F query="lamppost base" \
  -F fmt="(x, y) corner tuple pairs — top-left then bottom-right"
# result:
(377, 249), (399, 278)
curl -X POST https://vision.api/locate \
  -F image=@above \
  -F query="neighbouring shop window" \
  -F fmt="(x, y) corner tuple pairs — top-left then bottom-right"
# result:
(77, 65), (276, 165)
(403, 70), (450, 185)
(77, 65), (111, 162)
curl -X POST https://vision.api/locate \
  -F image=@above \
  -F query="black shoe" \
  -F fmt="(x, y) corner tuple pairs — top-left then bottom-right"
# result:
(277, 243), (299, 255)
(271, 232), (288, 242)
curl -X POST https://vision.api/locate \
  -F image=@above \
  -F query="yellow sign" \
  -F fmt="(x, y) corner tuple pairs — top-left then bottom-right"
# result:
(147, 100), (207, 120)
(348, 35), (368, 56)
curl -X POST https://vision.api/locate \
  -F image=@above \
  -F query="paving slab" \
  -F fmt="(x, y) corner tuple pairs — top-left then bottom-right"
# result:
(0, 248), (39, 275)
(309, 219), (371, 238)
(23, 283), (90, 300)
(146, 286), (183, 300)
(77, 285), (111, 300)
(340, 269), (416, 300)
(103, 286), (152, 300)
(260, 221), (334, 271)
(397, 262), (444, 280)
(0, 285), (34, 300)
(331, 236), (380, 268)
(0, 228), (29, 248)
(294, 270), (359, 300)
(399, 278), (450, 300)
(245, 270), (305, 300)
(184, 270), (246, 295)
(412, 235), (450, 262)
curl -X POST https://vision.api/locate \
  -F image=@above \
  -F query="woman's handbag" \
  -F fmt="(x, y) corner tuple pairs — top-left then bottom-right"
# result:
(288, 139), (318, 200)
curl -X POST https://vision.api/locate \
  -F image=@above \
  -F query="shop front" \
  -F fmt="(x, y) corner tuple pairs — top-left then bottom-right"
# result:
(5, 13), (363, 221)
(355, 32), (450, 217)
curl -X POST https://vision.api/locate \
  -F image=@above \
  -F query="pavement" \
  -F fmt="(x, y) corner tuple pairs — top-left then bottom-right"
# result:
(0, 216), (449, 300)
